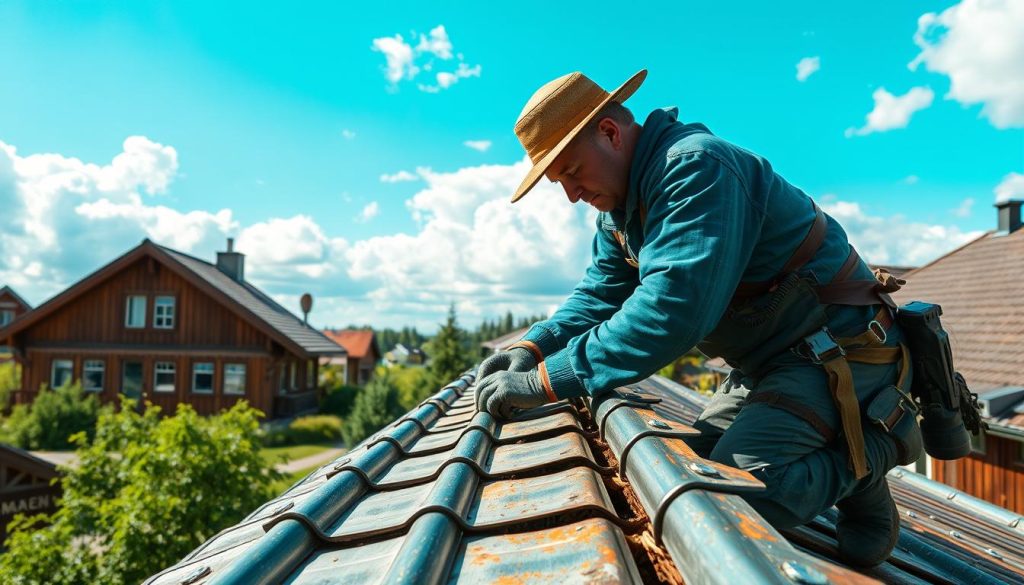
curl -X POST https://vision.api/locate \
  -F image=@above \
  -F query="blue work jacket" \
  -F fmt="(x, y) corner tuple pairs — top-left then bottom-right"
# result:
(523, 107), (876, 398)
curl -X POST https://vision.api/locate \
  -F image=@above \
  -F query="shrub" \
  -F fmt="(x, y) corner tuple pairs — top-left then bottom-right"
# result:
(342, 375), (404, 447)
(319, 383), (361, 418)
(0, 360), (20, 412)
(0, 399), (280, 584)
(0, 381), (106, 450)
(287, 415), (343, 444)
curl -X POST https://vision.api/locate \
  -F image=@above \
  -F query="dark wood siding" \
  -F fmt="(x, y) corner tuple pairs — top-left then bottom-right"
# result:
(932, 434), (1024, 513)
(9, 256), (327, 418)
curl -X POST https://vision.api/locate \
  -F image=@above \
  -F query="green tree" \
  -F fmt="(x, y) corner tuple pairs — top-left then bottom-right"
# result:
(0, 361), (20, 412)
(427, 303), (471, 388)
(342, 374), (404, 446)
(0, 400), (280, 585)
(0, 381), (105, 450)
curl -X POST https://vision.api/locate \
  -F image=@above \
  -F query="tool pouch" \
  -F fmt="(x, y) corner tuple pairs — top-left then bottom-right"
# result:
(866, 384), (923, 466)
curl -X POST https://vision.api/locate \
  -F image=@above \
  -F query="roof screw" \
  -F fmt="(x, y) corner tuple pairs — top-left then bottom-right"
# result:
(333, 458), (351, 470)
(892, 470), (904, 478)
(180, 565), (211, 585)
(780, 561), (828, 585)
(946, 492), (957, 500)
(632, 388), (647, 394)
(950, 530), (962, 539)
(647, 419), (670, 430)
(906, 510), (918, 519)
(687, 461), (721, 478)
(985, 548), (1003, 559)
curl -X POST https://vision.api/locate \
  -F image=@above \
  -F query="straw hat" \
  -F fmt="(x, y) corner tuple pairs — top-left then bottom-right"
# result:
(511, 69), (647, 203)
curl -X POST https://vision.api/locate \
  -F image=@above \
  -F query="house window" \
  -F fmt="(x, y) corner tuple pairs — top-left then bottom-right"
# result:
(154, 362), (176, 393)
(125, 295), (147, 328)
(192, 362), (214, 394)
(83, 360), (104, 392)
(0, 309), (14, 326)
(51, 359), (73, 389)
(224, 364), (246, 395)
(307, 360), (314, 388)
(289, 362), (296, 390)
(153, 296), (175, 329)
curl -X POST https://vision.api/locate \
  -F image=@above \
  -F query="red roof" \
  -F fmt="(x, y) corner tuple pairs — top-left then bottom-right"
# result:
(323, 329), (377, 360)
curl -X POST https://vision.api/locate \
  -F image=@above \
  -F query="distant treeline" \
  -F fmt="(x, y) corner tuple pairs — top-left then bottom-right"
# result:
(340, 310), (548, 355)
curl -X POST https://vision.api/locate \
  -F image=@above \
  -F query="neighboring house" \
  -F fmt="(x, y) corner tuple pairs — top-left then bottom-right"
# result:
(0, 443), (61, 545)
(146, 372), (1023, 584)
(0, 239), (345, 419)
(893, 199), (1024, 512)
(322, 329), (380, 385)
(384, 343), (427, 366)
(478, 326), (530, 358)
(0, 286), (31, 328)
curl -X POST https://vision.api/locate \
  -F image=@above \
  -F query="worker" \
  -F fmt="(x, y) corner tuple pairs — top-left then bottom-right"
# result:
(474, 69), (923, 568)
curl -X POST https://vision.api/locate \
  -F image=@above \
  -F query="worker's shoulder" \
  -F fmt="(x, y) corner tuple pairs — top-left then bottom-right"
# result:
(663, 125), (743, 165)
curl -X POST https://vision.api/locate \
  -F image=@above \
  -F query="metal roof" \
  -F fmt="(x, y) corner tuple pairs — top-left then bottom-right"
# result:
(145, 374), (1024, 584)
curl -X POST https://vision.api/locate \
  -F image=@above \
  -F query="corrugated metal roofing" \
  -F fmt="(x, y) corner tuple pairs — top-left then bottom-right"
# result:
(158, 245), (345, 357)
(146, 373), (1024, 584)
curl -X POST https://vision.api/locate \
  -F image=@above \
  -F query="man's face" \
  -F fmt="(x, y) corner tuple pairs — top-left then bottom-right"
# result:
(545, 119), (631, 212)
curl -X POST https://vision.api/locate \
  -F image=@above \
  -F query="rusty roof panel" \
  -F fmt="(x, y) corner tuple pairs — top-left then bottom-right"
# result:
(146, 372), (1024, 584)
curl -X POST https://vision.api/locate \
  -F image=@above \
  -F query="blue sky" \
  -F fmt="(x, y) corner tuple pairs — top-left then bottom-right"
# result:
(1, 1), (1022, 331)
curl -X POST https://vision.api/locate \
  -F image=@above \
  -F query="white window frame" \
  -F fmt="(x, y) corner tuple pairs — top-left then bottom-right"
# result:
(153, 296), (176, 329)
(83, 360), (104, 392)
(50, 359), (73, 389)
(223, 363), (246, 395)
(125, 295), (147, 329)
(154, 362), (176, 393)
(192, 362), (214, 394)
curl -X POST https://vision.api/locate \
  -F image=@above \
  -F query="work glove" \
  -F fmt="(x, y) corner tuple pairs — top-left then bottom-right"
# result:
(475, 370), (549, 420)
(476, 347), (537, 382)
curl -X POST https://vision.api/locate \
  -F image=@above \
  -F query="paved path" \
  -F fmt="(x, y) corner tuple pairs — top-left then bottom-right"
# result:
(277, 446), (348, 474)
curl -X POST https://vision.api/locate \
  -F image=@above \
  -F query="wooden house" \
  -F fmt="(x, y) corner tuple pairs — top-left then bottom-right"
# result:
(322, 329), (380, 386)
(0, 286), (31, 328)
(0, 239), (345, 419)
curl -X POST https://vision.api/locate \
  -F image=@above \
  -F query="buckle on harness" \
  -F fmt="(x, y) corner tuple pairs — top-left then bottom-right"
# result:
(797, 327), (845, 364)
(867, 319), (887, 345)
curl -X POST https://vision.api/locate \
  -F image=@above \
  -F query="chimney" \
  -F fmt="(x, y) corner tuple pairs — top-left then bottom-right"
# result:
(216, 238), (245, 282)
(996, 200), (1023, 234)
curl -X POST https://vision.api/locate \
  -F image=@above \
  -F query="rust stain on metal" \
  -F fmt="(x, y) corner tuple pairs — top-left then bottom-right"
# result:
(733, 509), (779, 542)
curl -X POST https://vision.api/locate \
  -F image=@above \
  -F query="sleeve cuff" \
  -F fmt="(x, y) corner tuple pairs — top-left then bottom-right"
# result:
(540, 349), (587, 399)
(522, 323), (562, 357)
(507, 340), (544, 364)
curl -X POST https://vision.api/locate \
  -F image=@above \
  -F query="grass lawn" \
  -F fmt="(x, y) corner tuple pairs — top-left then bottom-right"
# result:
(270, 463), (321, 495)
(260, 442), (336, 466)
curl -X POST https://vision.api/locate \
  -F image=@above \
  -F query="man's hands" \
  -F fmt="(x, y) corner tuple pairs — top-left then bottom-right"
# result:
(476, 347), (537, 381)
(475, 371), (549, 419)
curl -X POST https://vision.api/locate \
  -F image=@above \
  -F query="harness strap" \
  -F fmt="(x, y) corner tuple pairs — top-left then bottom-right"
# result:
(733, 201), (826, 299)
(820, 352), (871, 480)
(746, 391), (836, 443)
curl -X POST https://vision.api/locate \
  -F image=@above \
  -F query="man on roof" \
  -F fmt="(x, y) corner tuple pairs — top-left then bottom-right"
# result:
(474, 69), (922, 568)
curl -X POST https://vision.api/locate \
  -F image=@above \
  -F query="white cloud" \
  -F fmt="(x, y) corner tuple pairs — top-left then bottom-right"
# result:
(0, 136), (237, 301)
(951, 197), (974, 218)
(380, 170), (419, 183)
(371, 34), (419, 84)
(995, 172), (1024, 203)
(910, 0), (1024, 128)
(357, 201), (380, 223)
(463, 140), (492, 152)
(341, 129), (356, 140)
(845, 86), (934, 137)
(901, 175), (920, 185)
(796, 56), (820, 82)
(820, 198), (981, 266)
(372, 25), (480, 93)
(416, 25), (453, 60)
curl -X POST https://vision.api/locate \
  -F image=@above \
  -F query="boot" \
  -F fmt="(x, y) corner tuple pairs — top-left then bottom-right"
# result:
(835, 476), (899, 568)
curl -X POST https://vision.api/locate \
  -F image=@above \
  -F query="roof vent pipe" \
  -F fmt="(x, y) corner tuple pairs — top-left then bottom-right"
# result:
(996, 199), (1023, 234)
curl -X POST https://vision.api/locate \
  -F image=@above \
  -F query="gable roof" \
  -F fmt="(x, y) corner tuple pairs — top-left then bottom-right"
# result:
(893, 230), (1021, 396)
(0, 240), (344, 358)
(323, 329), (378, 360)
(144, 373), (1023, 584)
(479, 326), (530, 351)
(0, 443), (60, 481)
(0, 286), (31, 311)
